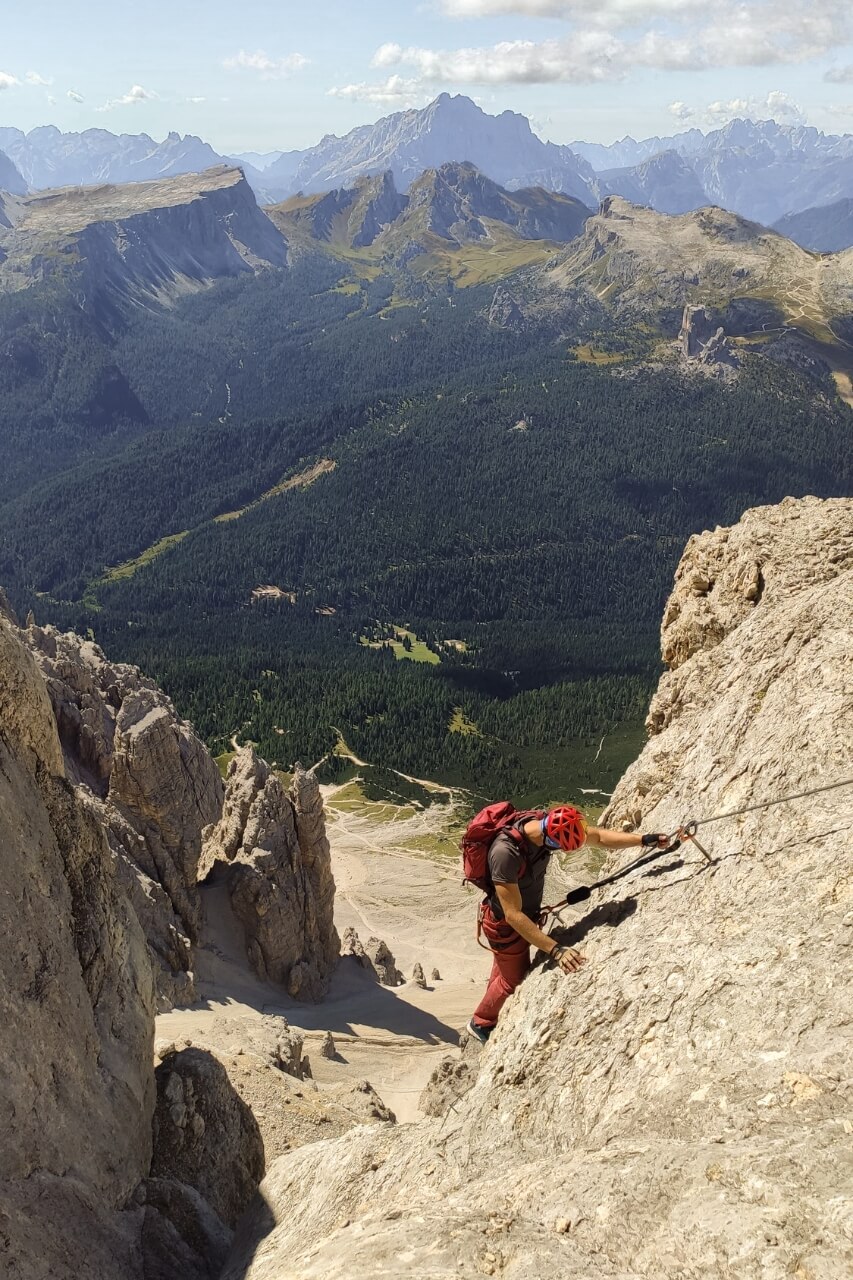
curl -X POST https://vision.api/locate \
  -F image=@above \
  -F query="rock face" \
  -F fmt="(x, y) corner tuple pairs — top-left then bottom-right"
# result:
(223, 496), (853, 1280)
(23, 623), (223, 1008)
(679, 303), (735, 365)
(0, 616), (156, 1277)
(418, 1036), (481, 1119)
(262, 92), (598, 203)
(201, 747), (339, 999)
(0, 166), (288, 319)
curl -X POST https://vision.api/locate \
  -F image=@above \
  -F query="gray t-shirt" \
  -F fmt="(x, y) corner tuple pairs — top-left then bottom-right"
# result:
(487, 829), (552, 921)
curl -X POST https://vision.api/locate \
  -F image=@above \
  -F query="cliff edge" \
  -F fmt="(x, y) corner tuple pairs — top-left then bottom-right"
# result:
(224, 495), (853, 1280)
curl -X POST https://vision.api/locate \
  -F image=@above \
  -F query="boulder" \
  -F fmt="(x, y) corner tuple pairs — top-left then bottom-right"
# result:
(202, 748), (339, 999)
(411, 962), (427, 989)
(320, 1032), (337, 1060)
(150, 1048), (265, 1230)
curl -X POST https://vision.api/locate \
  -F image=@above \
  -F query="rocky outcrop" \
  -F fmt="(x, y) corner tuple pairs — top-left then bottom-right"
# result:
(488, 284), (527, 331)
(0, 616), (156, 1278)
(340, 925), (404, 985)
(201, 747), (339, 999)
(151, 1048), (265, 1230)
(655, 494), (848, 674)
(679, 303), (736, 367)
(222, 496), (853, 1280)
(23, 623), (223, 1008)
(159, 1014), (312, 1082)
(418, 1036), (481, 1118)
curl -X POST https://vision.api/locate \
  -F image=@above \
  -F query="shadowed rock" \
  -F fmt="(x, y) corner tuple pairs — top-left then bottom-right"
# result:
(151, 1048), (265, 1231)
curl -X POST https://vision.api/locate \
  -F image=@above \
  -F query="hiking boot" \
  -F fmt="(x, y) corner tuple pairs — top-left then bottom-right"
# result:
(466, 1017), (492, 1045)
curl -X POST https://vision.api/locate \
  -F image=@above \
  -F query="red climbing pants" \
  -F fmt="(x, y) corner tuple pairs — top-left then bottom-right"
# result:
(472, 904), (531, 1029)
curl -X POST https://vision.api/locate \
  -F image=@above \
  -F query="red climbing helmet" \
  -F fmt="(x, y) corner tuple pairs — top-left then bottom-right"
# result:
(542, 806), (587, 851)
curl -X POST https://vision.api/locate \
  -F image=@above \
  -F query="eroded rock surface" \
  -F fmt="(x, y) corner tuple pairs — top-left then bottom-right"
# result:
(341, 926), (404, 986)
(22, 623), (223, 1007)
(201, 748), (339, 999)
(223, 496), (853, 1280)
(0, 617), (156, 1278)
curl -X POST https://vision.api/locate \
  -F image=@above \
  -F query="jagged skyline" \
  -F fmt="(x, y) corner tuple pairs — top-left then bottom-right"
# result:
(3, 0), (853, 151)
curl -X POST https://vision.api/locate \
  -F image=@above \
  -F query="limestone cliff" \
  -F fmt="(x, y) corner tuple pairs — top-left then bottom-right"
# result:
(23, 622), (223, 1008)
(224, 495), (853, 1280)
(0, 165), (287, 318)
(0, 616), (156, 1275)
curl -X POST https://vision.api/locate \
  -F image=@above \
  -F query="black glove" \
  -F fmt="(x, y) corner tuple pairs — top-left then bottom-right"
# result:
(640, 832), (667, 848)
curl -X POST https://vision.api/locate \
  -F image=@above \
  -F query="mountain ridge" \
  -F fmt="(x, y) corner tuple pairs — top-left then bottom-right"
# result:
(269, 162), (591, 258)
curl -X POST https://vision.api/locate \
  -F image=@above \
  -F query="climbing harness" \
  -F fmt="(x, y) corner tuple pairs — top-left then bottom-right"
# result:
(543, 775), (853, 919)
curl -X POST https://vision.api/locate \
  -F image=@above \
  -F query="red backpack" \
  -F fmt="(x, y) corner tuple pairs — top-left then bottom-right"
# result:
(461, 802), (545, 891)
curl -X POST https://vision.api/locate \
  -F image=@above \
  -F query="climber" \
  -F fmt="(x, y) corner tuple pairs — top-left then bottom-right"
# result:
(466, 806), (670, 1044)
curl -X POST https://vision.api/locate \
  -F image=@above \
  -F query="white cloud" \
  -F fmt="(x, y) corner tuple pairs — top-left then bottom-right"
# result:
(223, 50), (309, 78)
(186, 96), (207, 104)
(97, 84), (158, 111)
(364, 0), (853, 96)
(328, 75), (431, 107)
(25, 71), (53, 86)
(67, 88), (84, 103)
(669, 91), (806, 127)
(0, 72), (19, 90)
(441, 0), (693, 20)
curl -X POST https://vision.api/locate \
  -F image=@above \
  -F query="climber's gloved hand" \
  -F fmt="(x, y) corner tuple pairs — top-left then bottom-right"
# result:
(641, 832), (670, 848)
(551, 944), (586, 974)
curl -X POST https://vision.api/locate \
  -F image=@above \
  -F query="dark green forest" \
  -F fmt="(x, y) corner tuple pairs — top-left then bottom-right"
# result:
(2, 256), (850, 801)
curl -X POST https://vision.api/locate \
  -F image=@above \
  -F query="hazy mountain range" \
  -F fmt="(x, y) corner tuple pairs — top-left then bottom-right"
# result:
(4, 98), (853, 236)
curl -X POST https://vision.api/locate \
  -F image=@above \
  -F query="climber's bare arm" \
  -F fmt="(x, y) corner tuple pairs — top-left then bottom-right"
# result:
(493, 882), (586, 974)
(586, 826), (670, 850)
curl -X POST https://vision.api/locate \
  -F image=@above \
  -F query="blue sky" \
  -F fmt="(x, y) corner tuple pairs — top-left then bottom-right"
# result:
(3, 0), (853, 152)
